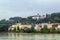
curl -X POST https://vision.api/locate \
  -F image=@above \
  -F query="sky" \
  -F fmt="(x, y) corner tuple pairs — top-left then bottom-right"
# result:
(0, 0), (60, 20)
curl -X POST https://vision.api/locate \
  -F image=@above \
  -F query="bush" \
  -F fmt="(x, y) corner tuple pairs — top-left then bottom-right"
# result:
(0, 24), (10, 32)
(40, 25), (50, 33)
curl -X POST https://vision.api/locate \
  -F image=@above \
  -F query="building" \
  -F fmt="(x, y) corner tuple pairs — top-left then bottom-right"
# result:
(47, 21), (53, 29)
(32, 14), (46, 20)
(34, 23), (42, 31)
(58, 23), (60, 28)
(8, 23), (32, 31)
(47, 23), (52, 29)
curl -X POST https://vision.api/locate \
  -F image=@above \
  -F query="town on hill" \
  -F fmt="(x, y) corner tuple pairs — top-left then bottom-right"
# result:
(0, 12), (60, 33)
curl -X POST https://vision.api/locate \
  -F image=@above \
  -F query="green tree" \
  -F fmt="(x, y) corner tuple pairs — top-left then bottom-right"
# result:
(41, 25), (50, 33)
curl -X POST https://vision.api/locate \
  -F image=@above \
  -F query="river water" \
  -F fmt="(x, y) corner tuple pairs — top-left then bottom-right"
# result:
(0, 33), (60, 40)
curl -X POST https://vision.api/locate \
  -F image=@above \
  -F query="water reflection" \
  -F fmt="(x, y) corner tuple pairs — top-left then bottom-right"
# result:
(0, 33), (60, 40)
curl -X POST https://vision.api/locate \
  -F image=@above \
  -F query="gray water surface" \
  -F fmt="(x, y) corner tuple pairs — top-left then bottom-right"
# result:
(0, 33), (60, 40)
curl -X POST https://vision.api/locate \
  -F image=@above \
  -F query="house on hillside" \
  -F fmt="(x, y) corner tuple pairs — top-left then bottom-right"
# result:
(32, 14), (46, 20)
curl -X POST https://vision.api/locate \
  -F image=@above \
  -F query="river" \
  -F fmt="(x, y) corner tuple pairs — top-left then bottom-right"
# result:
(0, 33), (60, 40)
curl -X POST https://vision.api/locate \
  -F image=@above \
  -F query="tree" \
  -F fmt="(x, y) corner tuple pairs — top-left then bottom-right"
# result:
(41, 25), (50, 33)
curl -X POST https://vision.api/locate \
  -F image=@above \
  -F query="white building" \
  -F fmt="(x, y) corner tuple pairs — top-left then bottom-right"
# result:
(32, 14), (46, 20)
(34, 24), (42, 31)
(58, 25), (60, 28)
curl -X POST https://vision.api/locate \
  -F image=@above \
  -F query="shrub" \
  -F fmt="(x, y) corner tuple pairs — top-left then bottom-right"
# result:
(40, 25), (50, 33)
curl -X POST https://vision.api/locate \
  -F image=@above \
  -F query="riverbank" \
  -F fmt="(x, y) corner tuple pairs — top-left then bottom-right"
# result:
(1, 32), (60, 34)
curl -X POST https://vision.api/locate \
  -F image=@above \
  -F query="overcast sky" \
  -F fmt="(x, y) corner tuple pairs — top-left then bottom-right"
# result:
(0, 0), (60, 19)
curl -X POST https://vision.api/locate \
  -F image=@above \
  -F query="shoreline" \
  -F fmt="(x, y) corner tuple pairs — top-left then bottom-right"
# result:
(0, 32), (60, 34)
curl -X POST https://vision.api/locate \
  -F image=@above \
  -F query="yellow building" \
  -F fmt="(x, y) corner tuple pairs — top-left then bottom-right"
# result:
(47, 24), (53, 29)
